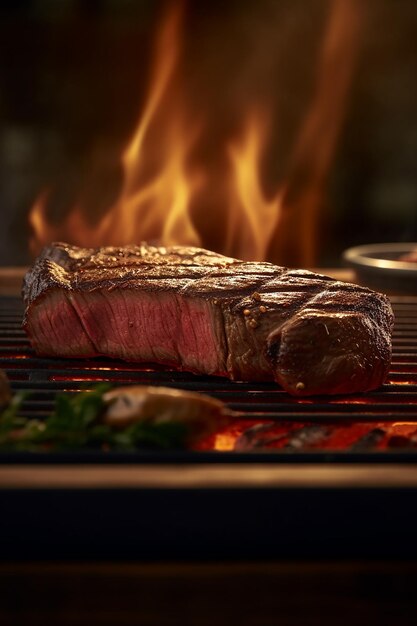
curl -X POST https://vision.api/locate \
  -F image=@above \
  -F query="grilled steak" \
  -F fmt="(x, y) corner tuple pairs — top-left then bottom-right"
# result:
(22, 242), (394, 396)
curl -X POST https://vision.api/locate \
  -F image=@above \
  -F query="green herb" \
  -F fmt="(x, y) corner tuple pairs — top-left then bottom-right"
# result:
(112, 421), (189, 450)
(0, 385), (192, 452)
(0, 392), (29, 446)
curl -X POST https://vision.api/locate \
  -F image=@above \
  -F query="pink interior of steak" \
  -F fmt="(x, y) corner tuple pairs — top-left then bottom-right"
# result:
(27, 287), (229, 375)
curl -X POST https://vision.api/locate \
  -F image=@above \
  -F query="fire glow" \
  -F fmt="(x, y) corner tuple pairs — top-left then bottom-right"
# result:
(29, 0), (363, 266)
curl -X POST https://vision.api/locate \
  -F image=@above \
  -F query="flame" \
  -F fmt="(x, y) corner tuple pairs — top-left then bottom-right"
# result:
(29, 0), (363, 265)
(30, 1), (201, 255)
(225, 110), (281, 261)
(270, 0), (364, 266)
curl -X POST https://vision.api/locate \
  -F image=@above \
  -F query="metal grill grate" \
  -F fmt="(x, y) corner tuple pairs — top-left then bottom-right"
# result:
(2, 295), (417, 456)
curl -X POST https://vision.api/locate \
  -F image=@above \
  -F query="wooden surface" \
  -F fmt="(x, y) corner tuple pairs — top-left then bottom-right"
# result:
(1, 561), (417, 626)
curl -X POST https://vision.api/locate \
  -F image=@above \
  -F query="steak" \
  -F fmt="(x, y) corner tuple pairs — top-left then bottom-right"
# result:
(22, 242), (394, 396)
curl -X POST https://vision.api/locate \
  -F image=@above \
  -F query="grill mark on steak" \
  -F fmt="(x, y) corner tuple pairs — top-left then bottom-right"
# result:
(22, 242), (394, 396)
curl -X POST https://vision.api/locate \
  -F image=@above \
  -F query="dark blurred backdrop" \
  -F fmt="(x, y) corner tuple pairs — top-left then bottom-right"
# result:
(1, 0), (417, 265)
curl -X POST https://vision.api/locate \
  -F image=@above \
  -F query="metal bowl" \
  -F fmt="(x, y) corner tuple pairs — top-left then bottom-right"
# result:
(342, 243), (417, 294)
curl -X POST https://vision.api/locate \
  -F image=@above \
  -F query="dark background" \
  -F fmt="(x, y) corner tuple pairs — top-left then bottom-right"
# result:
(1, 0), (417, 266)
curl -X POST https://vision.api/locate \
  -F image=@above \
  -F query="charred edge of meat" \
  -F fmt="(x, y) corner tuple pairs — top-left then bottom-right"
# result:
(266, 307), (392, 396)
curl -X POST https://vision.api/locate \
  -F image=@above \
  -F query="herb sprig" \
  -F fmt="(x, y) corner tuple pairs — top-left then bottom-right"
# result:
(0, 385), (189, 452)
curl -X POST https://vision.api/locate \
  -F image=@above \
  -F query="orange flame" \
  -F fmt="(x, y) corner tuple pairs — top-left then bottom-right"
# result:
(30, 1), (201, 255)
(270, 0), (364, 266)
(29, 0), (363, 265)
(225, 110), (281, 261)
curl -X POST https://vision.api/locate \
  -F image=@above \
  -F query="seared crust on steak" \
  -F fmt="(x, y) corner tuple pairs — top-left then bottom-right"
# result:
(22, 242), (394, 396)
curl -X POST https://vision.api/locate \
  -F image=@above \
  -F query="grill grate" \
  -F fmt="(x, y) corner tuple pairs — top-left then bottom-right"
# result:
(2, 295), (417, 456)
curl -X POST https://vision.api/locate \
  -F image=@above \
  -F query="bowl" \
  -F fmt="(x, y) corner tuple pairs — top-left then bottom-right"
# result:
(342, 243), (417, 295)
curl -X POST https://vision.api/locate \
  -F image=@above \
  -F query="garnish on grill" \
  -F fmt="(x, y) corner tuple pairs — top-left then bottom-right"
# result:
(22, 242), (394, 396)
(0, 385), (230, 452)
(103, 385), (230, 437)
